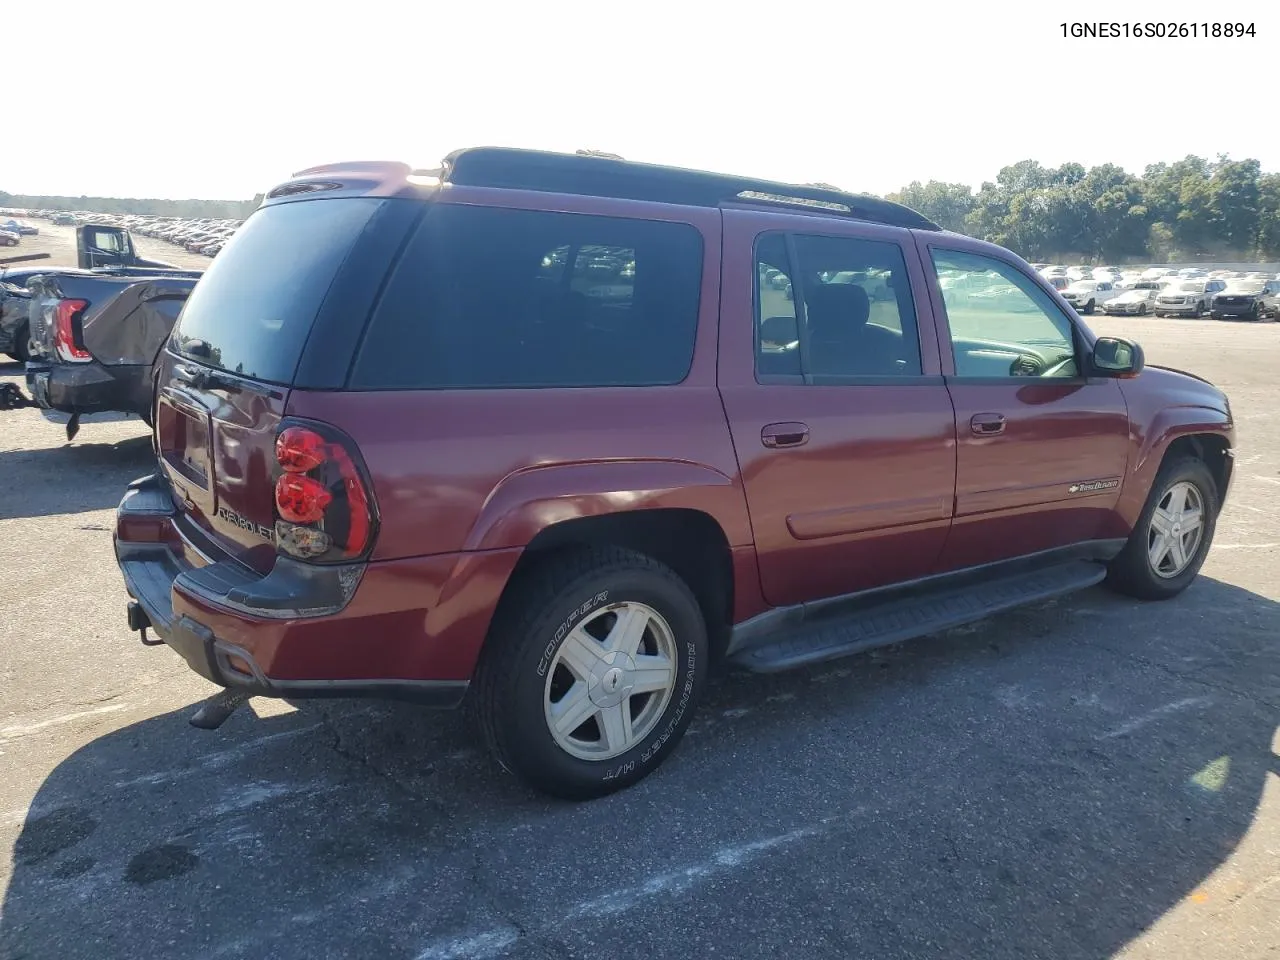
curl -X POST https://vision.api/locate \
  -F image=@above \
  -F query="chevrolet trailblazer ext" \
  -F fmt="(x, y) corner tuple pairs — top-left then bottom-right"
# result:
(114, 149), (1234, 799)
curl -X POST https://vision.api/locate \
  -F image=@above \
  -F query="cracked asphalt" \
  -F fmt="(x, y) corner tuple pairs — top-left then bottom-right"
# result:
(2, 315), (1278, 960)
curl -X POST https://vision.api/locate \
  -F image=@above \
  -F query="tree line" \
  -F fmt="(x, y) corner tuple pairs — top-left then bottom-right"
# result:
(0, 191), (262, 220)
(886, 155), (1280, 263)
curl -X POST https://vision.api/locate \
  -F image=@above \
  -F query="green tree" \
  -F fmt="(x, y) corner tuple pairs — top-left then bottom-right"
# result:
(1206, 157), (1262, 254)
(1072, 164), (1149, 261)
(885, 181), (975, 233)
(1257, 173), (1280, 257)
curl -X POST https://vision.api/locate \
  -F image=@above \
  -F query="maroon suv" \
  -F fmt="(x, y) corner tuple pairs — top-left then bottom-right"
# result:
(114, 148), (1235, 799)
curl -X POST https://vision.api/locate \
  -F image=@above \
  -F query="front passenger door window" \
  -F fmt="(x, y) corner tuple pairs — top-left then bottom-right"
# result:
(930, 249), (1079, 379)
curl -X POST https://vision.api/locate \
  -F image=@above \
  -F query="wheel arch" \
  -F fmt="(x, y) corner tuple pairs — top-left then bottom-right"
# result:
(1118, 416), (1233, 528)
(495, 508), (737, 664)
(1161, 433), (1232, 503)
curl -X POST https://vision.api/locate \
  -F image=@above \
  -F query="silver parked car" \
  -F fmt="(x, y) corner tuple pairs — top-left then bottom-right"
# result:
(1103, 281), (1163, 315)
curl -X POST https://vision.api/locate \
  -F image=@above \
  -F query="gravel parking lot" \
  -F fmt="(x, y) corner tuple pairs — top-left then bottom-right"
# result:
(1, 314), (1277, 960)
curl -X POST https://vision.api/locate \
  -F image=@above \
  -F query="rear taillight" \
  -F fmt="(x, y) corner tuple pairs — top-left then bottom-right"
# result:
(53, 299), (91, 363)
(272, 422), (378, 563)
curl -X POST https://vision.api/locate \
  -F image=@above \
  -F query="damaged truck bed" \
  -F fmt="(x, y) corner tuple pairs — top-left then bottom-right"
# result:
(1, 224), (202, 439)
(24, 270), (200, 437)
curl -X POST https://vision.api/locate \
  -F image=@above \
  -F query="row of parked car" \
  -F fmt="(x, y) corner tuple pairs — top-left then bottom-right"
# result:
(105, 214), (243, 256)
(0, 207), (242, 257)
(1032, 263), (1280, 320)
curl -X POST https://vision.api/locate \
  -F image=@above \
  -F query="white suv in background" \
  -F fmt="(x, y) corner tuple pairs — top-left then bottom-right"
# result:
(1061, 279), (1120, 314)
(1156, 278), (1227, 317)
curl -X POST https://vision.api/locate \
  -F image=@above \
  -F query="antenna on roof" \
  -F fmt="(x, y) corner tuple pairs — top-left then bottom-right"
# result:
(575, 149), (624, 160)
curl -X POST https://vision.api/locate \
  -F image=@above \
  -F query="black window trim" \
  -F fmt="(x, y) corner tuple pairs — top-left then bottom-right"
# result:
(751, 229), (929, 386)
(927, 244), (1099, 384)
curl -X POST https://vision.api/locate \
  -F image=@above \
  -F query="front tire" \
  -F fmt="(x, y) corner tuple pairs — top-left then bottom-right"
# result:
(1194, 301), (1205, 318)
(476, 546), (707, 799)
(1084, 299), (1096, 315)
(1106, 456), (1219, 601)
(1137, 303), (1148, 316)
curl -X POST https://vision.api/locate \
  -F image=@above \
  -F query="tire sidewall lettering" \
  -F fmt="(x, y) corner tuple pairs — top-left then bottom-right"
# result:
(536, 590), (609, 678)
(634, 633), (696, 771)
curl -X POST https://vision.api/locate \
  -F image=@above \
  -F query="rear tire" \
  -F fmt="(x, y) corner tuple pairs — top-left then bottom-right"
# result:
(5, 324), (30, 363)
(475, 546), (708, 800)
(1106, 456), (1218, 601)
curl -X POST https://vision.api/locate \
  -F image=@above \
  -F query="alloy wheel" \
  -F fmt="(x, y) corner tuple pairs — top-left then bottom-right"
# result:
(1148, 480), (1205, 579)
(542, 601), (679, 761)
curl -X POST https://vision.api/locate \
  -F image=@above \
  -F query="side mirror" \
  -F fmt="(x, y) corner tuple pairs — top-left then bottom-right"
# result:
(1092, 336), (1144, 379)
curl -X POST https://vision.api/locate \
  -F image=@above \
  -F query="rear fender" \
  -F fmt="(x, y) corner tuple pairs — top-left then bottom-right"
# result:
(461, 459), (752, 553)
(421, 460), (753, 677)
(1115, 406), (1233, 529)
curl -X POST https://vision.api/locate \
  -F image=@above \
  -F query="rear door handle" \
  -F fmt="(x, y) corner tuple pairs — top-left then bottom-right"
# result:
(970, 413), (1006, 437)
(762, 422), (810, 448)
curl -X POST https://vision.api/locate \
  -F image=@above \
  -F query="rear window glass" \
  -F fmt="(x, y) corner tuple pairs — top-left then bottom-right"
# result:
(350, 205), (703, 389)
(170, 198), (383, 383)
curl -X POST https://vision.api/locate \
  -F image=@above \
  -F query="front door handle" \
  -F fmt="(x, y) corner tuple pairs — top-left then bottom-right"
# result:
(970, 413), (1006, 437)
(762, 421), (810, 448)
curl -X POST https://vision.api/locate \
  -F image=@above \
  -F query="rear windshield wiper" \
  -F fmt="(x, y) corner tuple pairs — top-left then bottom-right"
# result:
(173, 362), (281, 398)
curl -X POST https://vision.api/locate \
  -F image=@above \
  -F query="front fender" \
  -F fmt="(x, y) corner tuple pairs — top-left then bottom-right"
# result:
(1116, 404), (1233, 528)
(462, 459), (753, 553)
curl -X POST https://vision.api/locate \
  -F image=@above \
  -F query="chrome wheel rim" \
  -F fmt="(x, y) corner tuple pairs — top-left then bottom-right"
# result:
(1148, 480), (1205, 578)
(542, 601), (678, 761)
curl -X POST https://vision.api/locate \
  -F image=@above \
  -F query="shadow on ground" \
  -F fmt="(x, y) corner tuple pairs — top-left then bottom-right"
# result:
(0, 434), (152, 520)
(2, 577), (1276, 960)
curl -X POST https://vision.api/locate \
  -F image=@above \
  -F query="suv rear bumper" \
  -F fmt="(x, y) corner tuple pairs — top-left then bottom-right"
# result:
(114, 473), (471, 707)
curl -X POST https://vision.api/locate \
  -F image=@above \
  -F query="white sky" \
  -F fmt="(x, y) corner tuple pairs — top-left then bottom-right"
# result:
(17, 0), (1278, 200)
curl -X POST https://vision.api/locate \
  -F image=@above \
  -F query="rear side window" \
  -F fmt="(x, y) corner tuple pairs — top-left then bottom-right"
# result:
(350, 205), (704, 389)
(85, 228), (123, 252)
(171, 198), (385, 383)
(754, 232), (923, 380)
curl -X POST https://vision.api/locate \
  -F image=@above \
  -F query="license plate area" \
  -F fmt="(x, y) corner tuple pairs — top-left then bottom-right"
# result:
(156, 388), (216, 515)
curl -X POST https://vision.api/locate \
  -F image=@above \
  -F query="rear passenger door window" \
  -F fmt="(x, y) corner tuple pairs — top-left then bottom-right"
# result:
(930, 249), (1080, 379)
(754, 232), (923, 382)
(353, 206), (703, 389)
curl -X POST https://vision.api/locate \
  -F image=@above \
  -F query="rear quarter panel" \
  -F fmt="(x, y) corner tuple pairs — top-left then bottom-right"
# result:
(285, 386), (754, 560)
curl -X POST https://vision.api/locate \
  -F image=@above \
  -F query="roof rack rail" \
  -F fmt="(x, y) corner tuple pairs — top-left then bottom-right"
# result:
(432, 147), (941, 232)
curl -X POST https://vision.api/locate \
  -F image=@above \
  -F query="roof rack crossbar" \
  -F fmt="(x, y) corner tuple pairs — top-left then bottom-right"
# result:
(438, 147), (941, 231)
